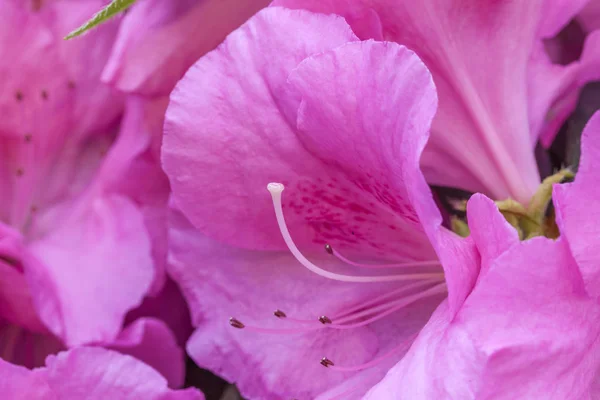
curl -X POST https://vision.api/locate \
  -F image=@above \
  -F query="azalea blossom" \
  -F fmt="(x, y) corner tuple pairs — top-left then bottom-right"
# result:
(0, 0), (191, 388)
(365, 112), (600, 399)
(102, 0), (271, 96)
(162, 2), (600, 399)
(0, 346), (203, 399)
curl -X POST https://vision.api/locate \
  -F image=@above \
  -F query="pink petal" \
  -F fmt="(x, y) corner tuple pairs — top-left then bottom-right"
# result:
(537, 30), (600, 148)
(579, 0), (600, 32)
(283, 39), (478, 310)
(169, 208), (441, 399)
(0, 223), (44, 331)
(109, 318), (186, 389)
(125, 279), (193, 348)
(27, 194), (154, 347)
(553, 111), (600, 298)
(275, 0), (564, 202)
(466, 194), (519, 279)
(101, 97), (171, 295)
(366, 238), (600, 399)
(102, 0), (270, 95)
(165, 8), (386, 253)
(0, 347), (203, 399)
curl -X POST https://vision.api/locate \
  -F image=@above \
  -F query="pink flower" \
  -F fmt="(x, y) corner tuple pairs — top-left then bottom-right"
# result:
(162, 3), (600, 399)
(365, 111), (600, 399)
(0, 1), (189, 386)
(0, 346), (202, 399)
(102, 0), (271, 96)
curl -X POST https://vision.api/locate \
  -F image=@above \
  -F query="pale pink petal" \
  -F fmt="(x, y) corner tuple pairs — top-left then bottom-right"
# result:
(0, 347), (203, 399)
(366, 238), (600, 399)
(102, 0), (270, 95)
(553, 111), (600, 298)
(169, 208), (442, 400)
(27, 194), (154, 347)
(109, 318), (186, 388)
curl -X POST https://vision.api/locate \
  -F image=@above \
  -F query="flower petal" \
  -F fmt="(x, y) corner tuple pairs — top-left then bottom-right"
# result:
(366, 238), (600, 399)
(109, 318), (186, 389)
(284, 39), (478, 311)
(553, 111), (600, 298)
(169, 208), (441, 399)
(102, 0), (270, 95)
(466, 194), (519, 278)
(27, 194), (154, 346)
(0, 347), (203, 399)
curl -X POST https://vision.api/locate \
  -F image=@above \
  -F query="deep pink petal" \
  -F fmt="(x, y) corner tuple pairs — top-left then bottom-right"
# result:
(366, 238), (600, 399)
(579, 0), (600, 32)
(102, 0), (270, 95)
(27, 194), (154, 347)
(0, 321), (63, 369)
(553, 111), (600, 298)
(169, 208), (442, 400)
(109, 318), (186, 389)
(125, 278), (193, 348)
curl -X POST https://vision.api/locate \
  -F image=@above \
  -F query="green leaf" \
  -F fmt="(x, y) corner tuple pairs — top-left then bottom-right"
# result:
(64, 0), (137, 40)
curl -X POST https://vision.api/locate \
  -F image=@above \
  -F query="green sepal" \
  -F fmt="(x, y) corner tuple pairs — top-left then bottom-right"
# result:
(64, 0), (137, 40)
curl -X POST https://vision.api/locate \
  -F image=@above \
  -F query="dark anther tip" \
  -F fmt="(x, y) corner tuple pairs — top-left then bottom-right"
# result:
(229, 317), (245, 329)
(324, 244), (333, 255)
(320, 357), (334, 367)
(318, 315), (332, 324)
(273, 309), (287, 318)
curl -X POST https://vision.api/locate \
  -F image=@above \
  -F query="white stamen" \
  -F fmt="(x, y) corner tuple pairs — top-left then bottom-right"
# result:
(267, 183), (444, 283)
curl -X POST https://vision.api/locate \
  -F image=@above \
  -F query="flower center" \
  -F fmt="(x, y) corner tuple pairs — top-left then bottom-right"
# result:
(228, 183), (446, 374)
(450, 169), (573, 240)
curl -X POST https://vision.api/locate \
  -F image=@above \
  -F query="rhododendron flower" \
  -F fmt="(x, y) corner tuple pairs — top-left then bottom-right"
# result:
(102, 0), (271, 96)
(162, 2), (600, 399)
(0, 346), (203, 399)
(0, 0), (189, 386)
(366, 112), (600, 399)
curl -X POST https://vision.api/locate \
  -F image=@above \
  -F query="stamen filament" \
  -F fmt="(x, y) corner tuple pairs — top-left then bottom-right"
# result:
(329, 283), (446, 329)
(330, 280), (438, 320)
(324, 333), (417, 372)
(328, 244), (441, 269)
(267, 183), (444, 283)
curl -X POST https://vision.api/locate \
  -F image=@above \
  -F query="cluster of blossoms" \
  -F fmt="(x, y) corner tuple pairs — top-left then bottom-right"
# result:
(2, 0), (600, 399)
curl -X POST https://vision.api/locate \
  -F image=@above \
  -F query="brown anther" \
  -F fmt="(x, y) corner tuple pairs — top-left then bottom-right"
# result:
(40, 90), (48, 100)
(324, 244), (333, 255)
(318, 315), (332, 324)
(229, 317), (245, 329)
(273, 309), (287, 318)
(15, 91), (23, 102)
(67, 80), (76, 90)
(15, 168), (24, 177)
(24, 134), (32, 143)
(320, 357), (334, 368)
